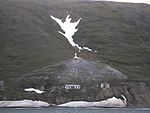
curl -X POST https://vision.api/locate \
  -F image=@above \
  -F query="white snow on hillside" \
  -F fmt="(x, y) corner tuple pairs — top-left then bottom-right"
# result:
(51, 15), (82, 51)
(51, 15), (96, 52)
(0, 100), (49, 107)
(58, 96), (127, 107)
(93, 0), (150, 4)
(83, 47), (92, 51)
(24, 88), (45, 94)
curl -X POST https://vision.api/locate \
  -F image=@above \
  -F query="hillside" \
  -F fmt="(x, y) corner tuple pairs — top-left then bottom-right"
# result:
(0, 0), (150, 107)
(0, 0), (150, 81)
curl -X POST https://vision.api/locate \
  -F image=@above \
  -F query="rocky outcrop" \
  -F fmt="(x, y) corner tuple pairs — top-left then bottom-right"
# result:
(21, 58), (127, 85)
(1, 79), (150, 107)
(1, 58), (150, 107)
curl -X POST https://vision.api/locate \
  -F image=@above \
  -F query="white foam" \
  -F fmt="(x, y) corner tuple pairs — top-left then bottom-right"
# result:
(58, 96), (127, 107)
(0, 100), (49, 107)
(24, 88), (45, 94)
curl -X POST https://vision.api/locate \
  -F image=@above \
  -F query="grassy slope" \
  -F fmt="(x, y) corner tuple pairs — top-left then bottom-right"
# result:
(74, 1), (150, 80)
(0, 0), (76, 80)
(0, 0), (150, 81)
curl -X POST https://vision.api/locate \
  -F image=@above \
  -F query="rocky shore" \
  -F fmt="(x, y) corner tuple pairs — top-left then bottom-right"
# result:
(0, 58), (150, 107)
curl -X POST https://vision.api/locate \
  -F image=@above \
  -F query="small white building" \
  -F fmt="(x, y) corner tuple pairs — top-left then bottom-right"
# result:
(100, 82), (110, 90)
(65, 85), (80, 89)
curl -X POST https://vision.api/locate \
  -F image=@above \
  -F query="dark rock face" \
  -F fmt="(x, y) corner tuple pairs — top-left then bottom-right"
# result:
(1, 58), (150, 107)
(1, 78), (150, 107)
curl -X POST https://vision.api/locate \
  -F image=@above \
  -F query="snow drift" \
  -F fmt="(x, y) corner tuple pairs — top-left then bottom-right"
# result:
(0, 100), (49, 107)
(58, 96), (127, 107)
(24, 88), (45, 94)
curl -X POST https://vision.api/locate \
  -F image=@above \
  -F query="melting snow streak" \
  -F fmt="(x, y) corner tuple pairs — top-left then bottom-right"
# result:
(50, 15), (95, 52)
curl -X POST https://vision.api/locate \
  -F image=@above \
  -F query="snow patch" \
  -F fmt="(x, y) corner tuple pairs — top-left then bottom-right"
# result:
(24, 88), (45, 94)
(83, 47), (92, 51)
(0, 100), (49, 107)
(93, 0), (150, 4)
(58, 96), (127, 107)
(51, 15), (96, 52)
(51, 15), (82, 51)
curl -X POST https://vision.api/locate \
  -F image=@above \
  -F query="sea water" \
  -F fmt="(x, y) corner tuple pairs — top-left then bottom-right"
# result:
(0, 107), (150, 113)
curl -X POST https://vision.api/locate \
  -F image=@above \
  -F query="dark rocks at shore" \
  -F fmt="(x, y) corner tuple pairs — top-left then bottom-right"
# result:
(1, 79), (150, 107)
(0, 58), (150, 107)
